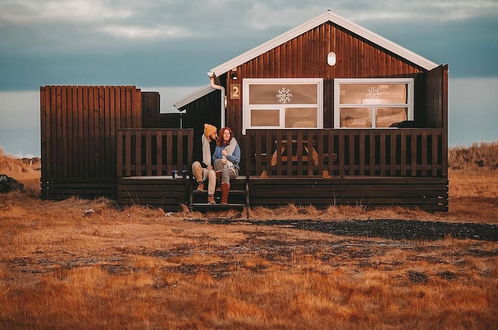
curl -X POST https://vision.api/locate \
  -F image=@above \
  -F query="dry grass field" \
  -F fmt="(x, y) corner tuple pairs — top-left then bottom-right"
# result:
(0, 145), (497, 329)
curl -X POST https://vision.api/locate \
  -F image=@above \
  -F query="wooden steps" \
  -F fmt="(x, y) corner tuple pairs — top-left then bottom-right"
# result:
(190, 178), (249, 211)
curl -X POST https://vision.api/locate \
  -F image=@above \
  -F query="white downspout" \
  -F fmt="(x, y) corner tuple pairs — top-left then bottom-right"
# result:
(207, 71), (226, 128)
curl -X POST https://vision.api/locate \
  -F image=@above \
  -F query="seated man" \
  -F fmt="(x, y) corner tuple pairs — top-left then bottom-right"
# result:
(191, 124), (218, 204)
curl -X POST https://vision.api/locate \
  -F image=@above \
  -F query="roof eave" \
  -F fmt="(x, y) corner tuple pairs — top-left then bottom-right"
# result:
(210, 10), (438, 76)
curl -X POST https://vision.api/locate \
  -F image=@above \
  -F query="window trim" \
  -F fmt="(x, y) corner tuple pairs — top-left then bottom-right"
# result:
(243, 78), (323, 134)
(334, 78), (414, 129)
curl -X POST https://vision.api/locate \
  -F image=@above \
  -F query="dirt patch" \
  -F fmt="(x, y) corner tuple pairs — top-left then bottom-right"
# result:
(188, 218), (498, 241)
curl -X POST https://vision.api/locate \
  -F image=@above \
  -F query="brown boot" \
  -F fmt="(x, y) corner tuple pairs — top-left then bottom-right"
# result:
(196, 182), (205, 191)
(207, 194), (215, 204)
(220, 183), (230, 204)
(215, 171), (222, 191)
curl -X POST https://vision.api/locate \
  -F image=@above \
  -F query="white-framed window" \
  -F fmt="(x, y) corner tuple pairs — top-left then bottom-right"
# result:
(334, 78), (414, 128)
(243, 78), (323, 134)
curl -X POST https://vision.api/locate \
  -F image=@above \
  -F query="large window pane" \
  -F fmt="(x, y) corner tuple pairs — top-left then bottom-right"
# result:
(339, 84), (407, 105)
(249, 84), (317, 104)
(285, 108), (317, 128)
(340, 108), (372, 128)
(376, 107), (408, 127)
(251, 109), (279, 126)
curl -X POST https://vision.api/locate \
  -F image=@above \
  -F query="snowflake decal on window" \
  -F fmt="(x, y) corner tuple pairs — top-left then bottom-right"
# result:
(276, 87), (293, 104)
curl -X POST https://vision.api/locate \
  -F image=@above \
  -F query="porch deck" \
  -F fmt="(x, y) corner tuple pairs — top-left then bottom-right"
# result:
(116, 175), (448, 212)
(113, 128), (448, 211)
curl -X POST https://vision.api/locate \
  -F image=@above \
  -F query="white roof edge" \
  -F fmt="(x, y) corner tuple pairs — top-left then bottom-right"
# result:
(210, 11), (439, 76)
(173, 85), (215, 110)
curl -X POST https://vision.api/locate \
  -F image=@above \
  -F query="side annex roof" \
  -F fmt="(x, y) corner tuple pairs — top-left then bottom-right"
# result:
(173, 85), (215, 110)
(210, 10), (438, 76)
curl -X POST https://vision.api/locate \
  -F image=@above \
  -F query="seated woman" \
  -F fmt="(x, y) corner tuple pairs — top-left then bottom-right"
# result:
(212, 127), (240, 204)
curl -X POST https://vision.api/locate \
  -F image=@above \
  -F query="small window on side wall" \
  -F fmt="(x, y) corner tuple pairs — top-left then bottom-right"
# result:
(334, 78), (414, 129)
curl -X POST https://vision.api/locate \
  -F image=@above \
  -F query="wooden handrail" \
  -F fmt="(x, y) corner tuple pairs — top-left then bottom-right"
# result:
(244, 128), (447, 178)
(116, 128), (193, 177)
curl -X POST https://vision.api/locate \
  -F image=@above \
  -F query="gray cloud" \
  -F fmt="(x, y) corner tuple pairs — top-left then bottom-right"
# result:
(0, 0), (497, 90)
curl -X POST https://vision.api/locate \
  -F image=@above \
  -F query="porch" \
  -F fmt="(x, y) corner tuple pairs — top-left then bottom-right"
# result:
(115, 128), (448, 211)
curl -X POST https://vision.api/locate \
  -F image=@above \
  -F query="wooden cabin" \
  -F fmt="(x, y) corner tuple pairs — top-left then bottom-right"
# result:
(40, 11), (448, 211)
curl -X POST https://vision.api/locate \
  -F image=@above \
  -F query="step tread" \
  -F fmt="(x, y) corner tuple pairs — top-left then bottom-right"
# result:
(190, 203), (246, 210)
(192, 189), (247, 194)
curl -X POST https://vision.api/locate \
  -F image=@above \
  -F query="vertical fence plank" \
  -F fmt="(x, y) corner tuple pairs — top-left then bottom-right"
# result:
(297, 130), (303, 176)
(400, 130), (407, 176)
(45, 86), (53, 180)
(135, 130), (142, 176)
(255, 131), (261, 176)
(286, 130), (292, 176)
(187, 130), (193, 176)
(77, 87), (83, 178)
(88, 87), (95, 177)
(307, 132), (314, 176)
(327, 131), (334, 177)
(156, 131), (162, 176)
(276, 130), (283, 176)
(116, 130), (123, 177)
(338, 131), (345, 178)
(104, 86), (110, 178)
(380, 131), (386, 176)
(49, 86), (56, 179)
(421, 131), (428, 176)
(167, 130), (173, 175)
(146, 130), (152, 176)
(442, 131), (448, 177)
(56, 86), (62, 178)
(177, 130), (184, 172)
(359, 131), (365, 176)
(67, 87), (73, 178)
(390, 132), (396, 176)
(82, 86), (89, 177)
(317, 130), (323, 176)
(98, 86), (105, 178)
(369, 132), (375, 176)
(125, 130), (131, 177)
(110, 86), (116, 178)
(265, 130), (272, 175)
(40, 87), (47, 181)
(245, 133), (251, 177)
(432, 132), (438, 176)
(61, 86), (68, 177)
(349, 131), (355, 176)
(411, 130), (417, 176)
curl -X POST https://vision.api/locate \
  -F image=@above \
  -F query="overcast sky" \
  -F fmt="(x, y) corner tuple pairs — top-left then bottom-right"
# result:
(0, 0), (497, 155)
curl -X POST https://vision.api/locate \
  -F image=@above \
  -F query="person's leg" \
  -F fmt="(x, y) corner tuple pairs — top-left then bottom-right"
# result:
(213, 159), (224, 190)
(220, 168), (237, 204)
(192, 161), (207, 190)
(207, 169), (216, 204)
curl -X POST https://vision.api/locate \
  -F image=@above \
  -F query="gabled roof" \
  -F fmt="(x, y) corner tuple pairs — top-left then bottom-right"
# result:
(173, 85), (215, 110)
(210, 10), (438, 76)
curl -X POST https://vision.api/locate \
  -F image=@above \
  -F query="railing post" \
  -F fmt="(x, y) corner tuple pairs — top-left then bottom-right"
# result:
(156, 130), (162, 176)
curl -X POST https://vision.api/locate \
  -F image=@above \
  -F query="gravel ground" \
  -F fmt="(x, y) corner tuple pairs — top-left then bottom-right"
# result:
(189, 218), (498, 241)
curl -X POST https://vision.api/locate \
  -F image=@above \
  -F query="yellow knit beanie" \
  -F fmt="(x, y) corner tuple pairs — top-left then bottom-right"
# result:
(204, 124), (217, 138)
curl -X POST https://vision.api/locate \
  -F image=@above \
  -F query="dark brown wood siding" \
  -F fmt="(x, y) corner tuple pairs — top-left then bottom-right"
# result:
(179, 89), (221, 163)
(424, 65), (448, 129)
(141, 92), (160, 128)
(226, 22), (426, 133)
(40, 85), (142, 199)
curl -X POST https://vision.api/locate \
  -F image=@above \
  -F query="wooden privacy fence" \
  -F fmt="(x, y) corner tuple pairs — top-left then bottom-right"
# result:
(40, 86), (142, 199)
(245, 129), (447, 177)
(117, 129), (193, 177)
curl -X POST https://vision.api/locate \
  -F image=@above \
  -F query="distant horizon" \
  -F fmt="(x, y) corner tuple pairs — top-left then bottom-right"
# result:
(1, 77), (497, 157)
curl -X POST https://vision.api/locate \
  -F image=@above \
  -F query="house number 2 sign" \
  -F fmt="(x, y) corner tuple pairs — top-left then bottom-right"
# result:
(230, 84), (240, 99)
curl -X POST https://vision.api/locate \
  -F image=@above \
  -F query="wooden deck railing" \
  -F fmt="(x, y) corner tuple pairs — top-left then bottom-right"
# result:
(117, 129), (193, 177)
(245, 129), (447, 177)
